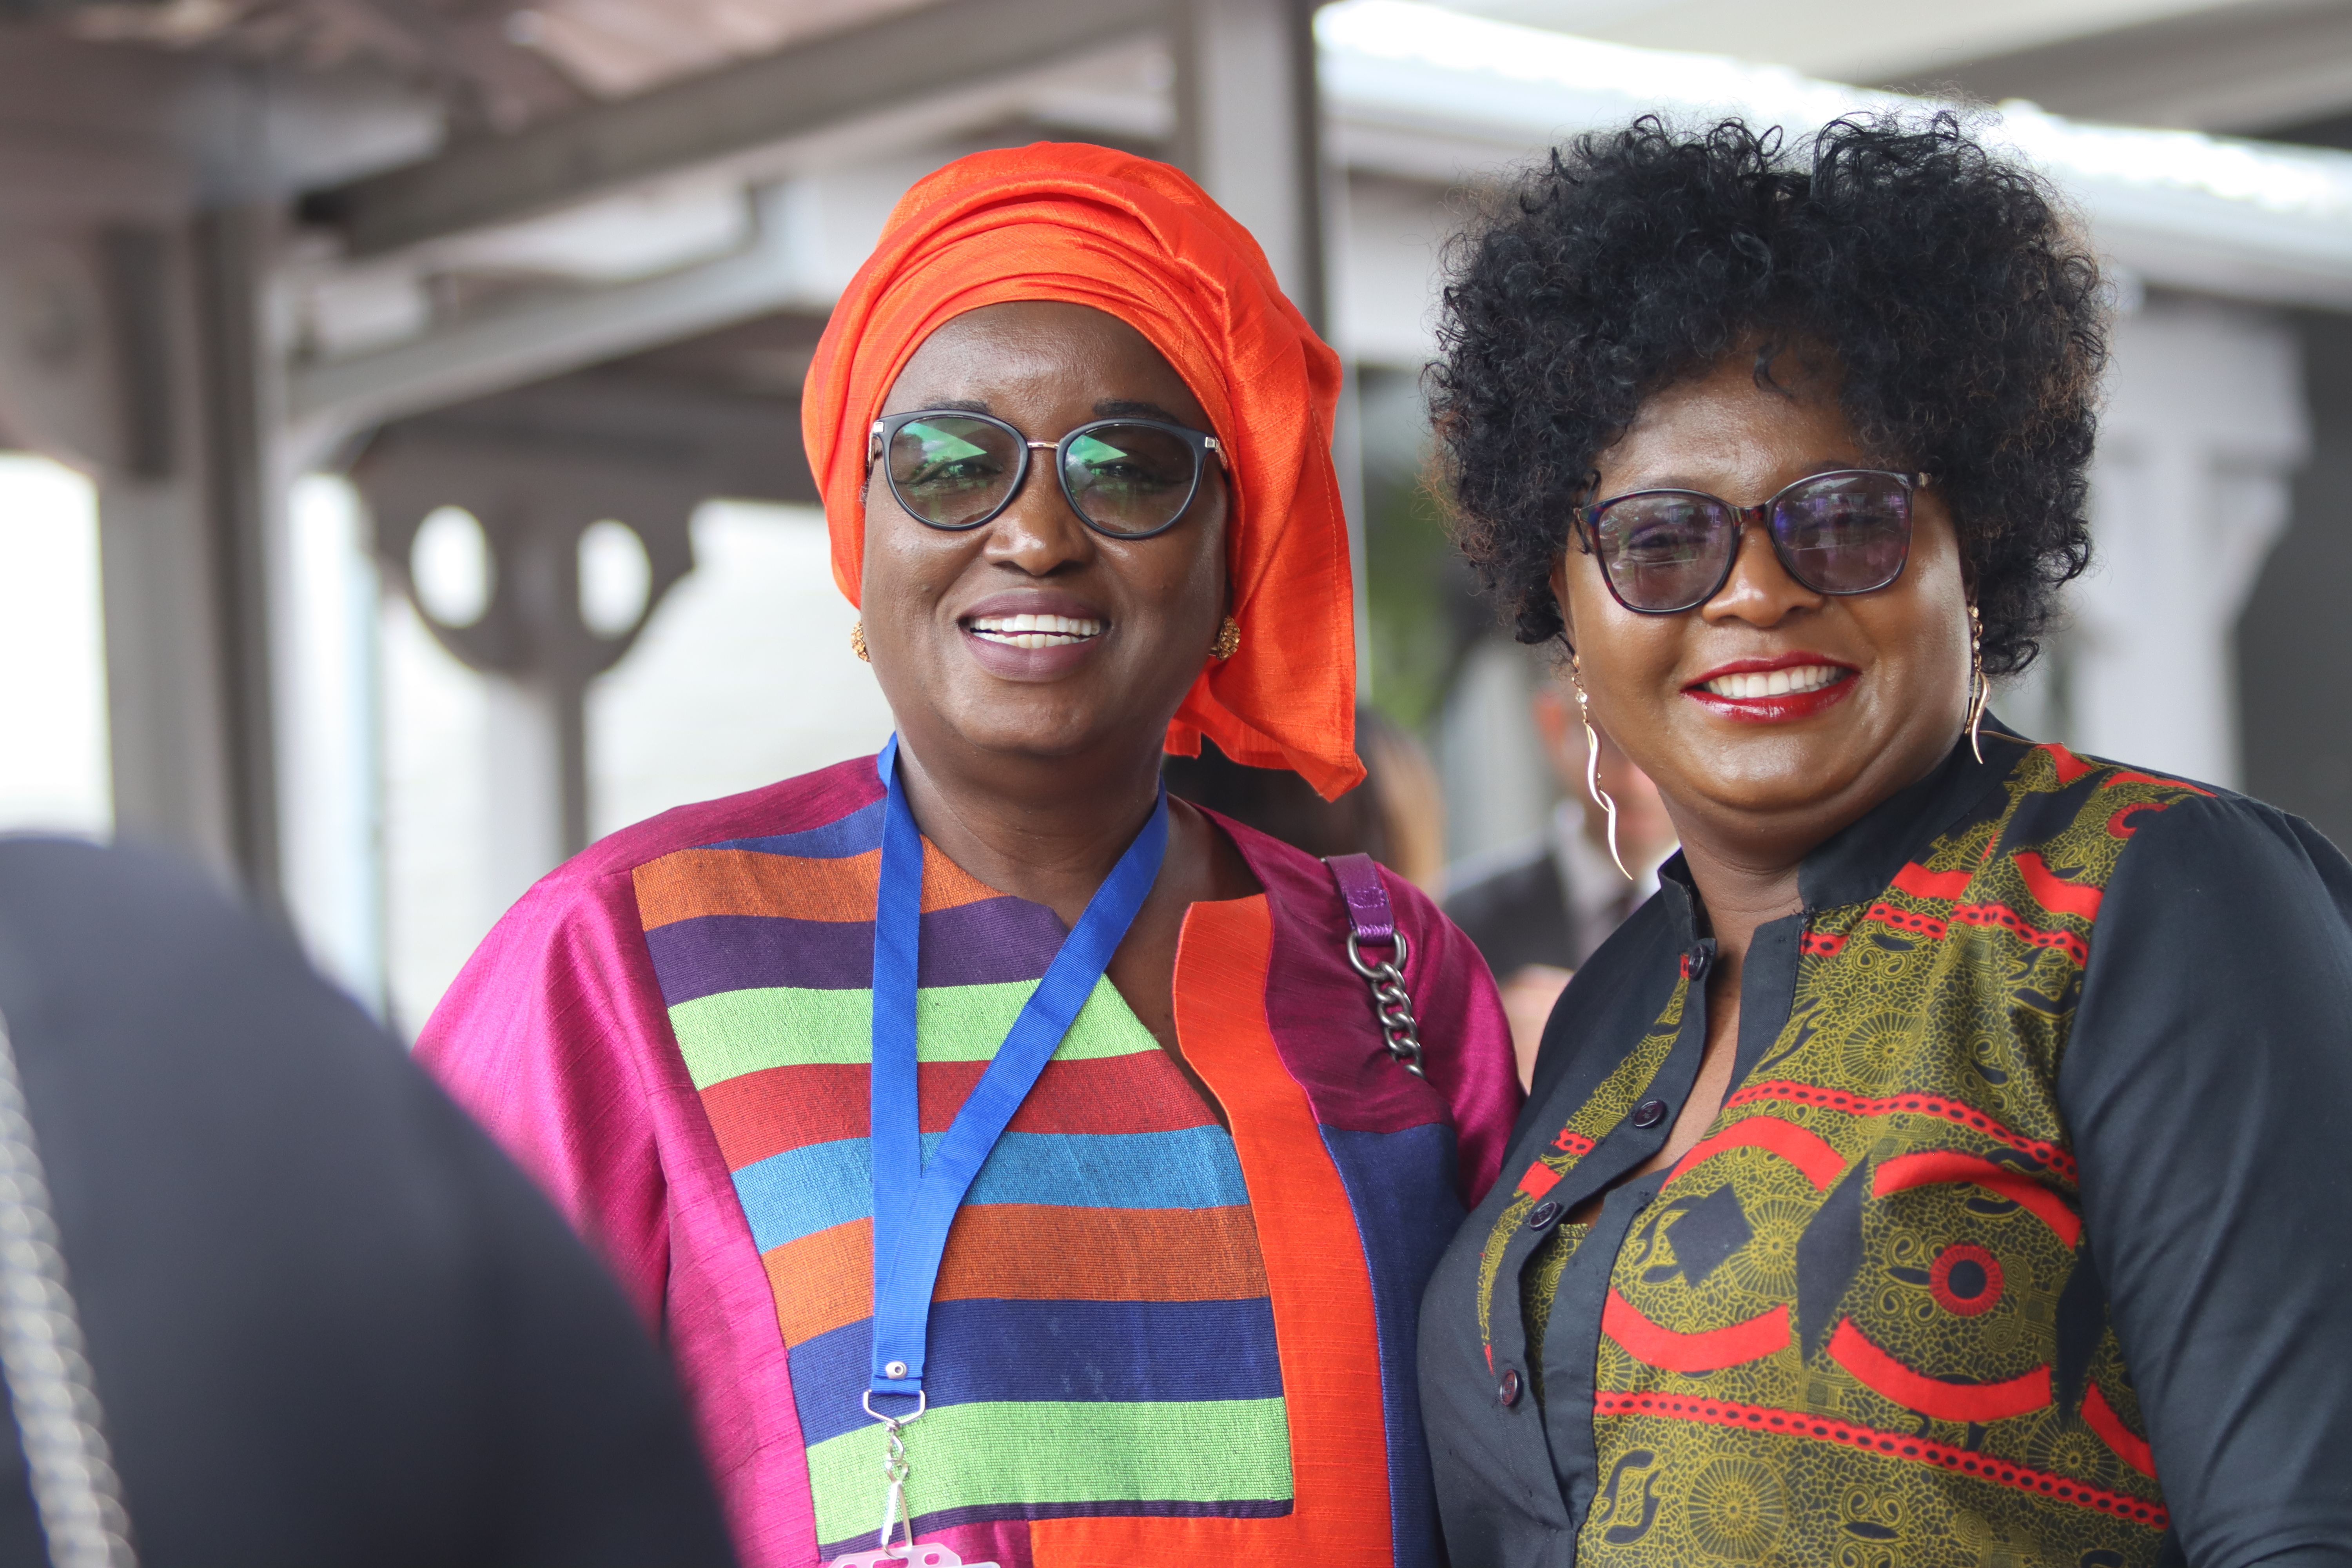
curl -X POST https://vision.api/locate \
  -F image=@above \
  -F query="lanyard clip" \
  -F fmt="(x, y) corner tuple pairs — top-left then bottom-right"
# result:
(851, 1389), (926, 1563)
(862, 1387), (927, 1428)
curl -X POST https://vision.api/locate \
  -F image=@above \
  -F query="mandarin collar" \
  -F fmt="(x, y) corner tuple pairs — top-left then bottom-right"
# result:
(1655, 717), (2031, 938)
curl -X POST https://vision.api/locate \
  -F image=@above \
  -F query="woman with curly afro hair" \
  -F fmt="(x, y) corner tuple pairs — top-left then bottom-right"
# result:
(1416, 114), (2352, 1567)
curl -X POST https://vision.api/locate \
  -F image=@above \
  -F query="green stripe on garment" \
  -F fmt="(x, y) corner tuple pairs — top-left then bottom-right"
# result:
(806, 1397), (1294, 1546)
(669, 976), (1161, 1089)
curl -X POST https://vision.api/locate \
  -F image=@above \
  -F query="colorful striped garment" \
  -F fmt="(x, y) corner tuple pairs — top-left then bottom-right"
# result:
(419, 757), (1521, 1568)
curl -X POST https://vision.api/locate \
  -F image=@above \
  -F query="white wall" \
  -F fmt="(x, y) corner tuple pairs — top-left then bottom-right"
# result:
(0, 455), (109, 838)
(2067, 296), (2307, 786)
(281, 475), (386, 1011)
(588, 500), (892, 837)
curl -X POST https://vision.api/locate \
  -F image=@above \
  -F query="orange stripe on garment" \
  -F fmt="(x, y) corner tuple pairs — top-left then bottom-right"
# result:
(1036, 895), (1391, 1568)
(766, 1218), (874, 1347)
(634, 844), (998, 929)
(1829, 1318), (2051, 1423)
(2083, 1382), (2159, 1479)
(2014, 852), (2104, 922)
(1666, 1115), (1847, 1192)
(763, 1205), (1274, 1347)
(1603, 1289), (1789, 1373)
(1874, 1149), (2082, 1249)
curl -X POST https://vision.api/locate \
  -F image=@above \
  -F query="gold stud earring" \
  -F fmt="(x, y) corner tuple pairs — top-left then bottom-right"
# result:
(1211, 616), (1240, 660)
(1965, 601), (1989, 763)
(1570, 652), (1632, 881)
(850, 621), (870, 663)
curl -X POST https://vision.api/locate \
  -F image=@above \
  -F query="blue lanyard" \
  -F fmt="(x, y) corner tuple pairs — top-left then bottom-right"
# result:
(866, 736), (1168, 1412)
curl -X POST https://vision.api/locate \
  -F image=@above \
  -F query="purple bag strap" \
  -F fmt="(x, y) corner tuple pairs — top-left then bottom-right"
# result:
(1327, 851), (1396, 946)
(1324, 852), (1426, 1079)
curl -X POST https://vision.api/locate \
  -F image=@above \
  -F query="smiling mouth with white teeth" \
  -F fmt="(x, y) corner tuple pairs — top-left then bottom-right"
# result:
(1699, 664), (1850, 699)
(969, 613), (1107, 649)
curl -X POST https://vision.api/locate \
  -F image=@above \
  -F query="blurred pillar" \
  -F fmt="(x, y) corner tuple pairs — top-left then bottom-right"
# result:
(1174, 0), (1368, 693)
(2069, 296), (2307, 787)
(191, 205), (286, 904)
(1174, 0), (1327, 329)
(1439, 637), (1551, 866)
(0, 214), (283, 897)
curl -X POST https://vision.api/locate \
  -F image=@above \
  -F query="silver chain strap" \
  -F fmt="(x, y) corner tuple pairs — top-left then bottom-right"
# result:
(0, 1004), (136, 1568)
(1344, 928), (1428, 1080)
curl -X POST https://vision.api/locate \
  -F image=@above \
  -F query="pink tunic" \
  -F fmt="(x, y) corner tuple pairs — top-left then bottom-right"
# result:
(418, 758), (1521, 1568)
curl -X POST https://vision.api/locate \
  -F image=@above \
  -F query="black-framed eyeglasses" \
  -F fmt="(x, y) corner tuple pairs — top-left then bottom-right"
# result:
(868, 409), (1225, 539)
(1573, 468), (1924, 615)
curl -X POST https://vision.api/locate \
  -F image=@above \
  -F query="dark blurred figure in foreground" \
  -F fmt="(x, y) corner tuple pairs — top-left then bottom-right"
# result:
(1444, 668), (1677, 1083)
(1164, 703), (1447, 889)
(0, 837), (737, 1568)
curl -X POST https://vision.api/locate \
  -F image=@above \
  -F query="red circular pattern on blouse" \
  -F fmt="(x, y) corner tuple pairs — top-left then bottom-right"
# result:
(1929, 1244), (2004, 1316)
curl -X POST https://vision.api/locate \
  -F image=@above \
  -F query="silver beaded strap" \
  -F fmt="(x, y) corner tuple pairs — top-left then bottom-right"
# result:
(1325, 852), (1429, 1080)
(0, 1003), (136, 1568)
(1344, 926), (1428, 1080)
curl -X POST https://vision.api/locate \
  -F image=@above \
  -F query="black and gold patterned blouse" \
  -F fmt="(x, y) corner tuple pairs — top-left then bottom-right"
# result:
(1418, 725), (2352, 1568)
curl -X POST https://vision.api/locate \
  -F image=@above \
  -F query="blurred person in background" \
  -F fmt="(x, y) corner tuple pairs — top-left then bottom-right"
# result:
(1445, 671), (1676, 1084)
(1163, 703), (1448, 891)
(419, 145), (1519, 1568)
(0, 836), (734, 1568)
(1417, 115), (2352, 1568)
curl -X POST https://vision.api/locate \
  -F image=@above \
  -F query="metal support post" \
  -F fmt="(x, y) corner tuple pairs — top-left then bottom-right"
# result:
(1173, 0), (1329, 331)
(1175, 0), (1367, 693)
(77, 221), (248, 885)
(192, 205), (284, 906)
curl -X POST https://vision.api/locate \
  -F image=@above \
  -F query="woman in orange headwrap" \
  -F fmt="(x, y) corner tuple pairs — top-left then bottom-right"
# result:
(417, 144), (1520, 1568)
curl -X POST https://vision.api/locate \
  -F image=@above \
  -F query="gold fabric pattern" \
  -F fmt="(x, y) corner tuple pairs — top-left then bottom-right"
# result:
(1515, 743), (2204, 1566)
(1475, 976), (1690, 1354)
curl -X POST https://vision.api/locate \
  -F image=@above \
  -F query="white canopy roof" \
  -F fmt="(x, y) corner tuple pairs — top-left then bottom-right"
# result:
(1321, 0), (2352, 309)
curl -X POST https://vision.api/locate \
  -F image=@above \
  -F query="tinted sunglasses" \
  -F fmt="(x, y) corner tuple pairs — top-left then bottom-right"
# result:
(869, 409), (1224, 540)
(1573, 468), (1924, 614)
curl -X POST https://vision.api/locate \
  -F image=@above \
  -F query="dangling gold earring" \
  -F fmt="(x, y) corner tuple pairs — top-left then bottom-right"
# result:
(850, 621), (870, 663)
(1211, 616), (1240, 660)
(1571, 653), (1633, 881)
(1965, 601), (1989, 764)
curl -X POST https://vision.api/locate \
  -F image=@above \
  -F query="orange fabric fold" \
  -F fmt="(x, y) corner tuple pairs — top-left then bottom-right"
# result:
(800, 142), (1363, 799)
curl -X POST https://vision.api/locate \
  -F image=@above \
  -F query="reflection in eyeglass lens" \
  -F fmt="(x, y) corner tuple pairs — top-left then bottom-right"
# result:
(891, 418), (1016, 524)
(1775, 474), (1908, 592)
(1601, 494), (1733, 608)
(1592, 472), (1913, 609)
(1062, 425), (1194, 533)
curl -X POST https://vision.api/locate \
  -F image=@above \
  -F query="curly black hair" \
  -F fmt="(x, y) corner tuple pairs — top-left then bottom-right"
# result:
(1429, 113), (2107, 675)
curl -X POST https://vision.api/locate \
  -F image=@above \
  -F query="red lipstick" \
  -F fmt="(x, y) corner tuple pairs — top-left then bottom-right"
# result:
(1682, 652), (1859, 724)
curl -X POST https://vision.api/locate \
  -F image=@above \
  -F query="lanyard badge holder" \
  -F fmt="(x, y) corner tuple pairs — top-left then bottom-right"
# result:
(832, 738), (1167, 1568)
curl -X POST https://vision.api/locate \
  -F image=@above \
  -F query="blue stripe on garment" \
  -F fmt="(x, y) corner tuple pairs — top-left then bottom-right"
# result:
(788, 1296), (1287, 1446)
(711, 797), (884, 859)
(732, 1125), (1254, 1252)
(1319, 1122), (1464, 1568)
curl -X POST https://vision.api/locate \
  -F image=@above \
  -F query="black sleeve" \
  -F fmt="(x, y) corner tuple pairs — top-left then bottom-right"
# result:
(2063, 795), (2352, 1567)
(0, 837), (737, 1568)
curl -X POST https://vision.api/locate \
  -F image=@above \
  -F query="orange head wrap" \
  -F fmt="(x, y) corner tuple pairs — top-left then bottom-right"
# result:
(802, 142), (1363, 799)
